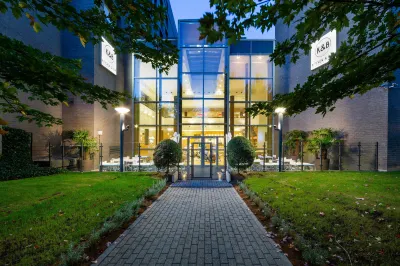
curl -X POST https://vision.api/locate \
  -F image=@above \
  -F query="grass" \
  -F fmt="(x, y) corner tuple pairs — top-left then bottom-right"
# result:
(245, 171), (400, 265)
(0, 172), (159, 265)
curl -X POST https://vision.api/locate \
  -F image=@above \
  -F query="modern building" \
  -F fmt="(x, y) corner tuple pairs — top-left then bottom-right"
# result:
(1, 3), (276, 177)
(2, 1), (397, 175)
(275, 22), (400, 171)
(131, 20), (274, 178)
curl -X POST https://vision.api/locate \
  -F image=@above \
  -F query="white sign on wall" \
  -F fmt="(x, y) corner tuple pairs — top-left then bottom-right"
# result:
(311, 30), (336, 70)
(101, 37), (117, 75)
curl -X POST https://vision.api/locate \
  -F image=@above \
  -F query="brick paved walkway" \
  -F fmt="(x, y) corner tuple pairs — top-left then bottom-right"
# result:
(94, 181), (291, 266)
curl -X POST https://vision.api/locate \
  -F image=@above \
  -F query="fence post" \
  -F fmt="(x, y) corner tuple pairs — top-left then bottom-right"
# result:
(100, 143), (103, 172)
(61, 141), (65, 169)
(80, 143), (83, 173)
(375, 142), (379, 171)
(48, 142), (52, 168)
(338, 141), (342, 171)
(282, 143), (285, 172)
(358, 142), (361, 171)
(138, 143), (141, 172)
(300, 140), (304, 171)
(263, 142), (266, 172)
(319, 142), (323, 171)
(30, 132), (33, 162)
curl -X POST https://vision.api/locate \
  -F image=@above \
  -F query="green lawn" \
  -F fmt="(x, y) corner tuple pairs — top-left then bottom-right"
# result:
(0, 172), (158, 265)
(245, 171), (400, 265)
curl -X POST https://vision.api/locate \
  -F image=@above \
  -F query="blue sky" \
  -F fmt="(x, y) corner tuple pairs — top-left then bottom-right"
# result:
(169, 0), (275, 39)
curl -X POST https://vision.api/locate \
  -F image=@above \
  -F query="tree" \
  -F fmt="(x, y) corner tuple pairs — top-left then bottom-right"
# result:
(153, 139), (182, 178)
(0, 0), (179, 127)
(199, 0), (400, 117)
(227, 136), (255, 173)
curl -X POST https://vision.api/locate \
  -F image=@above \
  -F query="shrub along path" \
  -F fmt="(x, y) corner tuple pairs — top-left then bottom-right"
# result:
(245, 171), (400, 265)
(0, 172), (157, 265)
(95, 180), (291, 266)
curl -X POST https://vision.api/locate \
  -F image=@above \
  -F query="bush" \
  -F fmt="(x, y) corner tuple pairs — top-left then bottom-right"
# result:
(227, 136), (255, 173)
(0, 126), (62, 181)
(153, 139), (182, 177)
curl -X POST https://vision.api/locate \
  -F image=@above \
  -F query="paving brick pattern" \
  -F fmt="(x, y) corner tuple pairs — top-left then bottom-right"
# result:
(171, 180), (233, 188)
(94, 182), (292, 266)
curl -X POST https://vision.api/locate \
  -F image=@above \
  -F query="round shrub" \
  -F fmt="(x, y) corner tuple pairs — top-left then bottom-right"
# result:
(153, 139), (182, 176)
(227, 136), (255, 173)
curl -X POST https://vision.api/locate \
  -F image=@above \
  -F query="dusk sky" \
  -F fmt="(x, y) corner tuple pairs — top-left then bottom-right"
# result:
(169, 0), (275, 39)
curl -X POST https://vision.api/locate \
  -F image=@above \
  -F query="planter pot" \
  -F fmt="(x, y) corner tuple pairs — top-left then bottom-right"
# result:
(316, 159), (330, 170)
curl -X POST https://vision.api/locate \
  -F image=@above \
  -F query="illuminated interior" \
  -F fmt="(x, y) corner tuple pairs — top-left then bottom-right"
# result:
(132, 21), (274, 168)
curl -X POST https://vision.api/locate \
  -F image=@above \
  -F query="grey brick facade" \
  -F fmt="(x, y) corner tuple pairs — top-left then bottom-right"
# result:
(275, 20), (399, 171)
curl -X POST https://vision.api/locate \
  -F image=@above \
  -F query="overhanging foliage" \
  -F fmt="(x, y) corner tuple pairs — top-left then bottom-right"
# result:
(199, 0), (400, 117)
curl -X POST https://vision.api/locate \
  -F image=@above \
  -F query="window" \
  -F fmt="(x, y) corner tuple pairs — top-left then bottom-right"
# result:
(229, 55), (250, 78)
(251, 55), (273, 78)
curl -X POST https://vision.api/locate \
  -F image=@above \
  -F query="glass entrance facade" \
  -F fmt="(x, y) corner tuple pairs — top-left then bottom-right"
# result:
(132, 20), (275, 174)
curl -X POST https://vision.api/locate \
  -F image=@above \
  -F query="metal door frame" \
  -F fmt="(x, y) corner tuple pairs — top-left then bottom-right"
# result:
(185, 136), (221, 179)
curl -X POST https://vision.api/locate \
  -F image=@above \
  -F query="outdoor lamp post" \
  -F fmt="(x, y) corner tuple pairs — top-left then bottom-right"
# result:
(275, 107), (286, 172)
(115, 107), (130, 172)
(97, 130), (103, 143)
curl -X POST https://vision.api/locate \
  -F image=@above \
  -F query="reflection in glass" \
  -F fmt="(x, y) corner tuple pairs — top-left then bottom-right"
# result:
(229, 102), (247, 125)
(251, 79), (273, 101)
(204, 74), (224, 98)
(134, 79), (156, 101)
(251, 55), (273, 78)
(229, 55), (250, 78)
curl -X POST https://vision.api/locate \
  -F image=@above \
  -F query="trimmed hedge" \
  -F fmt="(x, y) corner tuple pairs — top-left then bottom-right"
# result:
(153, 139), (182, 176)
(0, 127), (62, 181)
(227, 136), (255, 173)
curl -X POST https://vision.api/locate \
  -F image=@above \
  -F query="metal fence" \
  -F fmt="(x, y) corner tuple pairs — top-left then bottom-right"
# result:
(244, 141), (383, 172)
(25, 139), (388, 173)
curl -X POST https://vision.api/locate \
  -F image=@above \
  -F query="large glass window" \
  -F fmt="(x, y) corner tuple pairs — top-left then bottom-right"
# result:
(250, 79), (273, 102)
(182, 48), (203, 72)
(134, 79), (156, 101)
(160, 79), (178, 101)
(229, 55), (250, 78)
(229, 79), (248, 101)
(133, 55), (178, 152)
(251, 55), (273, 78)
(204, 74), (225, 98)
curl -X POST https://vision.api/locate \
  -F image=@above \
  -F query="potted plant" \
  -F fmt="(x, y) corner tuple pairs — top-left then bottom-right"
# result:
(284, 130), (308, 159)
(227, 136), (255, 180)
(72, 130), (98, 171)
(307, 128), (340, 170)
(153, 139), (182, 182)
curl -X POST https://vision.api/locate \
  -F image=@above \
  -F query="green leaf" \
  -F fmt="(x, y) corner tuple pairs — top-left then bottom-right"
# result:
(33, 22), (41, 32)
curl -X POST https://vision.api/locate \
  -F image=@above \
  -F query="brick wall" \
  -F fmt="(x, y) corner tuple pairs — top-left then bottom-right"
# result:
(275, 20), (393, 170)
(0, 10), (63, 159)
